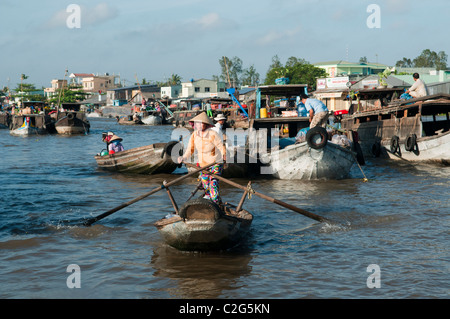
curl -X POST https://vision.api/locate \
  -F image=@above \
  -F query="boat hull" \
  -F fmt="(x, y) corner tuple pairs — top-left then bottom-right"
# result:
(260, 141), (355, 180)
(340, 94), (450, 165)
(382, 130), (450, 165)
(154, 199), (253, 251)
(55, 125), (87, 135)
(94, 142), (181, 174)
(141, 115), (162, 125)
(10, 126), (44, 136)
(9, 115), (52, 136)
(54, 112), (90, 135)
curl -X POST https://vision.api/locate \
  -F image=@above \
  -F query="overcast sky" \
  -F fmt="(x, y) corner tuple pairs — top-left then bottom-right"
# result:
(1, 0), (449, 89)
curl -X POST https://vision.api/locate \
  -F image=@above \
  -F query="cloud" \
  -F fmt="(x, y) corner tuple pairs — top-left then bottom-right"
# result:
(45, 3), (118, 29)
(197, 12), (221, 29)
(121, 12), (237, 48)
(255, 26), (302, 47)
(384, 0), (413, 14)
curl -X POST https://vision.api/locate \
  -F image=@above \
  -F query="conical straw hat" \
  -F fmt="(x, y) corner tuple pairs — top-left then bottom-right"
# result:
(109, 135), (123, 142)
(189, 112), (213, 126)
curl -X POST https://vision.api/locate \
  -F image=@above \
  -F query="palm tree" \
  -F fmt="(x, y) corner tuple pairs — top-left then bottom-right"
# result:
(168, 74), (182, 86)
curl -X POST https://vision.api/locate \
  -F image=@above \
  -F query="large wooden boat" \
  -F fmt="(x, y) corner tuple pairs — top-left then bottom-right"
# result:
(172, 109), (203, 128)
(154, 198), (253, 251)
(94, 141), (182, 174)
(9, 113), (55, 136)
(340, 93), (450, 165)
(54, 103), (90, 135)
(249, 117), (357, 180)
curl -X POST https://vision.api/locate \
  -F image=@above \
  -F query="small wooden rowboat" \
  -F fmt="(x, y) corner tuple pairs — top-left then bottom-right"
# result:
(154, 198), (253, 251)
(94, 141), (182, 174)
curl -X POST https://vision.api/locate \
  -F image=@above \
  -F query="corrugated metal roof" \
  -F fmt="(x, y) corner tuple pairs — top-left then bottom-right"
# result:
(109, 84), (159, 91)
(238, 87), (256, 95)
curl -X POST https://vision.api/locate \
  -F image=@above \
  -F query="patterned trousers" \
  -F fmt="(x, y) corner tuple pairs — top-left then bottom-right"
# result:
(200, 164), (223, 203)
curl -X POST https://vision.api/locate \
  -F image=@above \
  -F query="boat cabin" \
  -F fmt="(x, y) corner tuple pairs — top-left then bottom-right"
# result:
(60, 103), (81, 112)
(340, 93), (450, 158)
(255, 84), (308, 118)
(346, 88), (405, 114)
(10, 113), (50, 129)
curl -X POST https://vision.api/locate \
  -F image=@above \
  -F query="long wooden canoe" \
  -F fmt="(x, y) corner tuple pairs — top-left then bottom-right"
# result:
(94, 141), (182, 174)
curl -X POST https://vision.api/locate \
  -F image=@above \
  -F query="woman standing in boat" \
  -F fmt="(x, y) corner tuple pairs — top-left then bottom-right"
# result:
(178, 112), (226, 204)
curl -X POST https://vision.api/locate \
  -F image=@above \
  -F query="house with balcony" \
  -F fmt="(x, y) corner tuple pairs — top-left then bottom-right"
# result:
(69, 73), (94, 86)
(81, 74), (121, 93)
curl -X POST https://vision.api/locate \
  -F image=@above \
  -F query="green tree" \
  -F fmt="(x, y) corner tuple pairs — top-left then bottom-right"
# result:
(395, 57), (413, 68)
(359, 56), (368, 63)
(264, 56), (327, 90)
(268, 55), (283, 69)
(241, 65), (260, 86)
(13, 76), (46, 102)
(413, 49), (448, 70)
(167, 73), (182, 86)
(48, 88), (89, 104)
(219, 56), (243, 87)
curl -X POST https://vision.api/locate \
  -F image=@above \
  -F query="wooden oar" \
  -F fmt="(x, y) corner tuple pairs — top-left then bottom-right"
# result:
(81, 162), (218, 226)
(184, 163), (330, 223)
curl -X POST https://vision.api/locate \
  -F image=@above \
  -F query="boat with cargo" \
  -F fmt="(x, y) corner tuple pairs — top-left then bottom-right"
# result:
(340, 92), (450, 165)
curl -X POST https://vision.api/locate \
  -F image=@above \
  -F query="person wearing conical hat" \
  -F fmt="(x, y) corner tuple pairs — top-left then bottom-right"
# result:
(108, 134), (124, 154)
(179, 112), (226, 204)
(102, 131), (115, 144)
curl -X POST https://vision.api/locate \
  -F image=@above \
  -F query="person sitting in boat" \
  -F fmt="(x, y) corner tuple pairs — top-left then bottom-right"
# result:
(178, 112), (226, 204)
(300, 94), (329, 128)
(405, 73), (428, 99)
(108, 135), (125, 154)
(102, 131), (114, 144)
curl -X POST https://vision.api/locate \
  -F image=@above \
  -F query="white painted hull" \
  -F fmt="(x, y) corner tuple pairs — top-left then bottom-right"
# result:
(141, 115), (162, 125)
(55, 126), (86, 135)
(382, 131), (450, 164)
(10, 126), (41, 136)
(260, 141), (356, 180)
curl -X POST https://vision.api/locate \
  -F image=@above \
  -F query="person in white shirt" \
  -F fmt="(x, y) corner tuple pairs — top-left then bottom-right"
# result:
(212, 113), (227, 136)
(406, 73), (428, 98)
(212, 113), (229, 152)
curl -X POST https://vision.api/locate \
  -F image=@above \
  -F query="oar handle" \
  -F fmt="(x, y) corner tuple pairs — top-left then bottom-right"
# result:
(185, 163), (330, 223)
(84, 161), (219, 226)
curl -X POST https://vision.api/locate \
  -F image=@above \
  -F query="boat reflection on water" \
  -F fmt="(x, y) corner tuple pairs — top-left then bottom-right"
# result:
(150, 245), (253, 298)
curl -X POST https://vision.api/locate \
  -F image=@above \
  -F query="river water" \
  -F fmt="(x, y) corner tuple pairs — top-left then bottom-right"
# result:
(0, 117), (448, 300)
